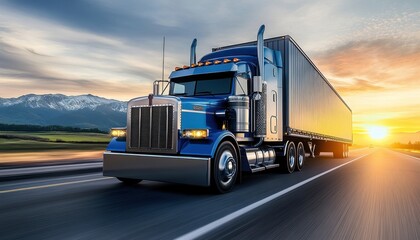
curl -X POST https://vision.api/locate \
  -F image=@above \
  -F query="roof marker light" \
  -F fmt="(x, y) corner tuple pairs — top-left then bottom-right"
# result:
(190, 63), (197, 68)
(182, 65), (190, 69)
(214, 60), (221, 64)
(175, 67), (182, 71)
(205, 61), (213, 66)
(233, 58), (240, 62)
(223, 59), (231, 63)
(198, 62), (204, 66)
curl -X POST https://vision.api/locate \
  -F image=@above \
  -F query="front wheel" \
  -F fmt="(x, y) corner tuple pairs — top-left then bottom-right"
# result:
(117, 177), (142, 185)
(211, 141), (238, 194)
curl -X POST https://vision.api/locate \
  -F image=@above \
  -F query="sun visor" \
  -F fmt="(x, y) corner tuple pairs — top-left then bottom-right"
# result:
(169, 63), (238, 79)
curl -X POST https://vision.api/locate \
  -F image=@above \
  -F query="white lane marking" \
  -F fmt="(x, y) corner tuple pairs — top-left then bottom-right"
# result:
(389, 149), (420, 160)
(0, 177), (112, 194)
(175, 153), (372, 240)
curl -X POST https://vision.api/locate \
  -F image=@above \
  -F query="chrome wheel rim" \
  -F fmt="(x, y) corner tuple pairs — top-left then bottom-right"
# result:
(218, 150), (237, 187)
(298, 145), (304, 166)
(289, 145), (295, 169)
(298, 154), (303, 166)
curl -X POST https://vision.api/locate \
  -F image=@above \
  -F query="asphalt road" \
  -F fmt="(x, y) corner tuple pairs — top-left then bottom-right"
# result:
(0, 148), (419, 240)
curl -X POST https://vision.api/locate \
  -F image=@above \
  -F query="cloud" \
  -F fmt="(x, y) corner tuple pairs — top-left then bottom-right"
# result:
(4, 0), (187, 42)
(25, 48), (50, 57)
(314, 37), (420, 94)
(0, 37), (153, 99)
(331, 78), (385, 93)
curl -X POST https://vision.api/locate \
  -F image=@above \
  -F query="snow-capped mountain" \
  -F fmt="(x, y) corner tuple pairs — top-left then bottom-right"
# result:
(0, 94), (127, 130)
(0, 94), (126, 112)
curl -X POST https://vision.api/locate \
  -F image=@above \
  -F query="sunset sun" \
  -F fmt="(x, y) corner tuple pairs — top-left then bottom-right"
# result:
(368, 126), (388, 140)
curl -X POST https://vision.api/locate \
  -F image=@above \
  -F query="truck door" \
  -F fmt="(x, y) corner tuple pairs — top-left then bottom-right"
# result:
(265, 63), (280, 141)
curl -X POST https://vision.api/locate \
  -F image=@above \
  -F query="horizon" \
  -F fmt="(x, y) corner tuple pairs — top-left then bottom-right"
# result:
(0, 0), (419, 146)
(1, 92), (419, 146)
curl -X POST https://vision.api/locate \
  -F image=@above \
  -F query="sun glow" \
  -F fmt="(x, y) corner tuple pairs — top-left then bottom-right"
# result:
(367, 126), (388, 140)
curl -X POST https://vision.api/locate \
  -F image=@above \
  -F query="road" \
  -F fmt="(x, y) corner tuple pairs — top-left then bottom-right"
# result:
(0, 148), (419, 240)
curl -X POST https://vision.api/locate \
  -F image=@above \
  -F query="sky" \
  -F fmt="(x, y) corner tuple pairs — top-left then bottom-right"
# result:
(0, 0), (419, 145)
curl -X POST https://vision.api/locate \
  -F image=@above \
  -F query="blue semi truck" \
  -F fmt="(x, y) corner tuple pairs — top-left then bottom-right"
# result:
(103, 25), (352, 193)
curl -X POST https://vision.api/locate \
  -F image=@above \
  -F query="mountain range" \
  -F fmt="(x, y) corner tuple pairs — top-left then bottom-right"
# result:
(0, 94), (127, 130)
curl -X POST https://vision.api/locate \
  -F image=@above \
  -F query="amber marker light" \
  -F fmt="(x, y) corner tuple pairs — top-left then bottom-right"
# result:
(182, 65), (190, 69)
(175, 67), (182, 71)
(190, 63), (197, 68)
(223, 59), (231, 63)
(233, 58), (240, 62)
(214, 60), (222, 64)
(205, 61), (213, 66)
(182, 129), (209, 139)
(198, 62), (204, 66)
(110, 128), (127, 138)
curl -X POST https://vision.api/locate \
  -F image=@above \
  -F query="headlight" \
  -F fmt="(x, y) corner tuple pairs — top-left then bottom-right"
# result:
(110, 128), (126, 138)
(182, 129), (209, 139)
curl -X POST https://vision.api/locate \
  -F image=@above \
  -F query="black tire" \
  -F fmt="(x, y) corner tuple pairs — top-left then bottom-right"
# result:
(281, 142), (296, 173)
(345, 144), (350, 158)
(211, 141), (238, 194)
(296, 142), (305, 171)
(117, 177), (142, 185)
(333, 143), (345, 158)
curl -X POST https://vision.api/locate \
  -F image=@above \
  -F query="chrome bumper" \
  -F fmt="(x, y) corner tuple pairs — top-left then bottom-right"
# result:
(103, 151), (211, 186)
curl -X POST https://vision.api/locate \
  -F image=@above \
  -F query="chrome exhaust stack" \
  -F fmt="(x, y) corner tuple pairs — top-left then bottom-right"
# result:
(252, 25), (267, 139)
(190, 38), (197, 65)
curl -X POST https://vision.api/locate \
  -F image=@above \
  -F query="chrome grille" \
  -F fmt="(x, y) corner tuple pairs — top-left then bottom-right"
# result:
(128, 105), (176, 153)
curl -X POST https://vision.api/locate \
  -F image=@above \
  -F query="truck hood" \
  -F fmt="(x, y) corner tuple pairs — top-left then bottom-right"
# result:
(179, 96), (227, 130)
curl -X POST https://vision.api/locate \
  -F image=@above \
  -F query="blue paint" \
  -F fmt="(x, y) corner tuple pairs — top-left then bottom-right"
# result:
(170, 62), (238, 79)
(179, 96), (226, 130)
(201, 46), (282, 68)
(106, 137), (126, 152)
(179, 130), (236, 158)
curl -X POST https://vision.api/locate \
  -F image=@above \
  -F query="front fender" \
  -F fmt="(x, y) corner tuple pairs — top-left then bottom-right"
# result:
(106, 137), (126, 152)
(179, 130), (236, 158)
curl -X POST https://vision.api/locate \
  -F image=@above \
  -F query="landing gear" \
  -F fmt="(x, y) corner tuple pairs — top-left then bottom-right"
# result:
(212, 141), (239, 193)
(344, 144), (349, 158)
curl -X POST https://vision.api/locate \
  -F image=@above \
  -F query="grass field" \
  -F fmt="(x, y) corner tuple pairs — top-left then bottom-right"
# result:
(0, 131), (111, 152)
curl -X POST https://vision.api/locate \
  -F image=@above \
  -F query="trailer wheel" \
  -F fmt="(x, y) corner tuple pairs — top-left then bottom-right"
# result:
(344, 144), (349, 158)
(117, 177), (142, 185)
(333, 143), (345, 158)
(296, 142), (305, 171)
(282, 142), (296, 173)
(212, 141), (238, 193)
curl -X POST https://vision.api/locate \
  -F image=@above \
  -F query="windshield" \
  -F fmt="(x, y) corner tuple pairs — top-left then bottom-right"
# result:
(169, 73), (233, 96)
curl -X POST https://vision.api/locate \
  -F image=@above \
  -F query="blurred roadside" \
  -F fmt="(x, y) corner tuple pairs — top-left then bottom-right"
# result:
(0, 150), (103, 169)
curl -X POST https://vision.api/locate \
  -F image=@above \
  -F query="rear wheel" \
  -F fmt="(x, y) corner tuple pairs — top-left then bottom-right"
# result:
(344, 144), (349, 158)
(211, 141), (238, 194)
(282, 142), (296, 173)
(333, 143), (345, 158)
(117, 177), (142, 185)
(296, 142), (305, 171)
